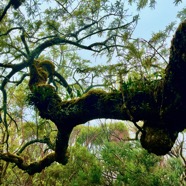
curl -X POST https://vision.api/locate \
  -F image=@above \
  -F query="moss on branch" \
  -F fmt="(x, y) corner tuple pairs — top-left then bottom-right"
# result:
(140, 20), (186, 155)
(0, 152), (55, 175)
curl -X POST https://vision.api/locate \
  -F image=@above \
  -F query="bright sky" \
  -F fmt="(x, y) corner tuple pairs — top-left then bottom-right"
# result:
(83, 1), (185, 63)
(132, 0), (185, 39)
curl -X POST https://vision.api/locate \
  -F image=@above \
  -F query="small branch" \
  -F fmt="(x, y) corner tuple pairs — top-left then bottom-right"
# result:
(30, 36), (97, 60)
(6, 112), (19, 131)
(0, 63), (13, 68)
(0, 60), (28, 89)
(16, 73), (29, 86)
(17, 138), (54, 155)
(141, 39), (168, 64)
(54, 71), (73, 97)
(6, 43), (27, 58)
(73, 20), (98, 39)
(21, 31), (30, 55)
(0, 27), (23, 37)
(55, 0), (72, 16)
(78, 20), (134, 43)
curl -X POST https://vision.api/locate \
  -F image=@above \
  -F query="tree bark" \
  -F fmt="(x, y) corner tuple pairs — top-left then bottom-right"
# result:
(141, 20), (186, 155)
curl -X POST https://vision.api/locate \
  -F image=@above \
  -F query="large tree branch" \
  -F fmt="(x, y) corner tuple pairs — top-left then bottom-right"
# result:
(0, 152), (55, 175)
(28, 81), (160, 166)
(160, 20), (186, 128)
(28, 20), (186, 168)
(140, 20), (186, 155)
(30, 86), (160, 127)
(29, 37), (96, 60)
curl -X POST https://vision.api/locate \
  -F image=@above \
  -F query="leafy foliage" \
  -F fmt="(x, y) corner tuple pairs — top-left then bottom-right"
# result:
(1, 122), (184, 185)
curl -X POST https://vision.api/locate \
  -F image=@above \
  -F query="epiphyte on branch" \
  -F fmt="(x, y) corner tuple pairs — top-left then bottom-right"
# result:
(28, 59), (55, 90)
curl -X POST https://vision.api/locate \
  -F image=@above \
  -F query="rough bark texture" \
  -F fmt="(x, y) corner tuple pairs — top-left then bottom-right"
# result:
(141, 20), (186, 155)
(140, 20), (186, 155)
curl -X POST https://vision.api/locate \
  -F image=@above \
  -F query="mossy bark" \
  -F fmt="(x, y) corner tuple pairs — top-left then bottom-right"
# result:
(140, 20), (186, 154)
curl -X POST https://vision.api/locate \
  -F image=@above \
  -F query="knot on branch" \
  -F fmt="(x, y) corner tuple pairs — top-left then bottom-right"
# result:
(140, 125), (178, 155)
(28, 59), (61, 119)
(29, 59), (55, 90)
(28, 59), (70, 166)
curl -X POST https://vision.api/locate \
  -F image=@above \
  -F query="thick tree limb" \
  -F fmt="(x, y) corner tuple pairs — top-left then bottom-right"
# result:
(0, 152), (55, 175)
(29, 20), (186, 166)
(161, 19), (186, 129)
(28, 81), (160, 167)
(140, 20), (186, 155)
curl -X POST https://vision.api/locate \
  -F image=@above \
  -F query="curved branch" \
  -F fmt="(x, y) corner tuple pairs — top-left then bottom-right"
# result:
(0, 60), (28, 89)
(29, 81), (160, 165)
(0, 152), (55, 175)
(33, 88), (156, 126)
(26, 18), (135, 59)
(30, 37), (96, 60)
(0, 27), (23, 37)
(17, 137), (54, 155)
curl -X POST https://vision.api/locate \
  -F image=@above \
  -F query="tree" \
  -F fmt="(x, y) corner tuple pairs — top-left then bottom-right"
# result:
(0, 0), (186, 175)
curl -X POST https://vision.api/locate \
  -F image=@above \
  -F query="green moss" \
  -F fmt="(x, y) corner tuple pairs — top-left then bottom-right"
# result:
(29, 59), (56, 90)
(27, 84), (62, 119)
(38, 60), (55, 74)
(26, 152), (55, 175)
